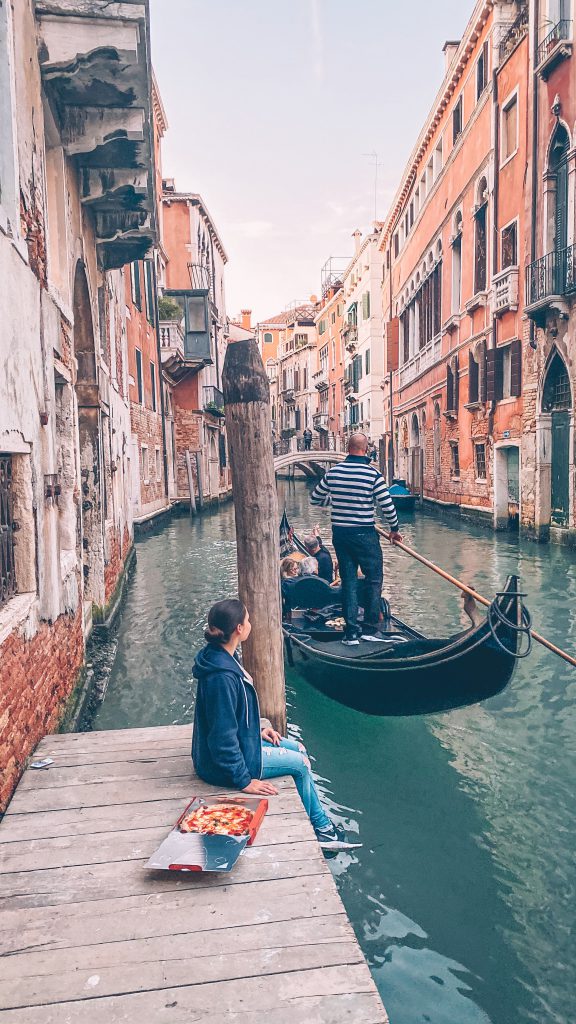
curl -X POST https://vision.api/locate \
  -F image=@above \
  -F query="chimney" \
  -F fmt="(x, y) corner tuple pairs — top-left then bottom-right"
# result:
(241, 309), (252, 330)
(163, 177), (176, 193)
(352, 229), (362, 255)
(442, 40), (460, 72)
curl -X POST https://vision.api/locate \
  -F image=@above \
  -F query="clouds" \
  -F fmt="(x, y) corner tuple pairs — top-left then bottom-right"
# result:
(227, 220), (274, 240)
(310, 0), (324, 83)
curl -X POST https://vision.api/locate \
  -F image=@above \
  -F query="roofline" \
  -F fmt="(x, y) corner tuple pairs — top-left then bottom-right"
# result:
(378, 0), (493, 251)
(152, 71), (168, 136)
(161, 190), (228, 263)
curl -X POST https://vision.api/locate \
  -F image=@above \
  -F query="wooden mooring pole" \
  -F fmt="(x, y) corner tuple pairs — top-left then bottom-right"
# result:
(222, 338), (287, 734)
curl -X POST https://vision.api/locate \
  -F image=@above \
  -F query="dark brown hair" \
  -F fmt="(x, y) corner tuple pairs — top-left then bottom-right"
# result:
(204, 598), (247, 645)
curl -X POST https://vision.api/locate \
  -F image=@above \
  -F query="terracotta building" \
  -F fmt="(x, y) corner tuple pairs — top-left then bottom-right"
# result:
(0, 0), (157, 809)
(161, 183), (230, 505)
(256, 312), (291, 433)
(380, 0), (529, 528)
(314, 258), (348, 443)
(276, 303), (318, 440)
(523, 0), (576, 541)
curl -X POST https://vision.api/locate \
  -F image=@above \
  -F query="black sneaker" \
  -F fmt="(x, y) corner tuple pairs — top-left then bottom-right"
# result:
(341, 637), (360, 646)
(314, 822), (362, 852)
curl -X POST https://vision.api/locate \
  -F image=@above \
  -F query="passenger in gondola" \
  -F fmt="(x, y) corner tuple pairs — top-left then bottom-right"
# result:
(192, 599), (357, 851)
(302, 532), (334, 583)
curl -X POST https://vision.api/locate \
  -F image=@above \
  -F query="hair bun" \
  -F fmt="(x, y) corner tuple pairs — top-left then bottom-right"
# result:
(204, 624), (226, 643)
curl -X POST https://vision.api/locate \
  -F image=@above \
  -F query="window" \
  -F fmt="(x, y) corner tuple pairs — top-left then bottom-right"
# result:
(352, 354), (362, 390)
(141, 445), (149, 482)
(446, 355), (459, 413)
(474, 183), (488, 293)
(501, 222), (517, 268)
(433, 404), (441, 477)
(0, 455), (16, 606)
(426, 158), (434, 192)
(434, 140), (443, 179)
(453, 96), (463, 144)
(450, 442), (460, 478)
(475, 443), (487, 480)
(399, 261), (442, 363)
(451, 213), (463, 313)
(263, 332), (273, 344)
(144, 261), (155, 324)
(362, 292), (371, 320)
(155, 448), (162, 482)
(130, 262), (142, 309)
(318, 319), (327, 335)
(486, 340), (522, 401)
(476, 41), (488, 100)
(394, 232), (399, 258)
(150, 361), (157, 412)
(331, 312), (336, 324)
(135, 348), (143, 404)
(501, 95), (518, 163)
(365, 349), (370, 375)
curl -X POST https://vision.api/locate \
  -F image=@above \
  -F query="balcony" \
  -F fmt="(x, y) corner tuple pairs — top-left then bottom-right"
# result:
(313, 368), (329, 392)
(282, 389), (296, 404)
(313, 413), (329, 431)
(36, 0), (156, 269)
(344, 376), (358, 396)
(493, 267), (519, 317)
(160, 321), (185, 356)
(525, 245), (576, 320)
(203, 386), (225, 418)
(342, 323), (358, 352)
(398, 334), (442, 389)
(498, 5), (529, 66)
(536, 19), (572, 79)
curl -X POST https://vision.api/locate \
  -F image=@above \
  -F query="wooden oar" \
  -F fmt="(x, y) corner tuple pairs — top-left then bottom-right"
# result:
(375, 524), (576, 668)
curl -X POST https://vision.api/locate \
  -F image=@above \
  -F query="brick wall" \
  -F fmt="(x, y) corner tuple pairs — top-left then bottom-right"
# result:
(104, 525), (131, 606)
(130, 402), (166, 507)
(0, 604), (84, 813)
(174, 407), (202, 497)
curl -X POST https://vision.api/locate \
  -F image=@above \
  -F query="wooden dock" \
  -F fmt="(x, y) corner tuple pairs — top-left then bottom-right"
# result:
(0, 724), (388, 1023)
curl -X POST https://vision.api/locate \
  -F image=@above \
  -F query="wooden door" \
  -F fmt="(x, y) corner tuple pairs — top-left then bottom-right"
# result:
(551, 411), (570, 526)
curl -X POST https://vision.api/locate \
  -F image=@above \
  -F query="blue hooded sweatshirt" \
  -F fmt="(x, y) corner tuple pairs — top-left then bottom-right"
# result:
(191, 644), (262, 790)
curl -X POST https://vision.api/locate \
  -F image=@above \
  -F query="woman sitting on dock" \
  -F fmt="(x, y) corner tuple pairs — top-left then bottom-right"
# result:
(192, 599), (357, 852)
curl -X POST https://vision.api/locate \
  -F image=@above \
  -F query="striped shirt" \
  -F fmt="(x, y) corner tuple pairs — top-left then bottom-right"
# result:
(310, 456), (399, 530)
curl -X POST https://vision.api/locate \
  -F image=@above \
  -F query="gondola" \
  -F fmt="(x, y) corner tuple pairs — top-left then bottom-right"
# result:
(388, 477), (417, 512)
(280, 512), (530, 716)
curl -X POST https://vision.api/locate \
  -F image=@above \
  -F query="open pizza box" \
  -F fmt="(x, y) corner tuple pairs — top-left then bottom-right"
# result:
(145, 794), (268, 873)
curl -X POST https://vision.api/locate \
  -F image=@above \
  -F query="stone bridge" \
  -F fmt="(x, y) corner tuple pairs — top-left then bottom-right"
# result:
(273, 443), (345, 478)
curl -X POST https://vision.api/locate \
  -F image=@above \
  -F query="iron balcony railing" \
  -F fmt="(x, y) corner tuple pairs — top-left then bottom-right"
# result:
(498, 4), (529, 64)
(525, 245), (576, 306)
(536, 19), (572, 68)
(203, 385), (225, 416)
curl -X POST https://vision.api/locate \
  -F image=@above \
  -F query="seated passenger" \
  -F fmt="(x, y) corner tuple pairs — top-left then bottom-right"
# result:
(192, 599), (357, 851)
(280, 557), (300, 579)
(303, 532), (334, 583)
(299, 555), (319, 577)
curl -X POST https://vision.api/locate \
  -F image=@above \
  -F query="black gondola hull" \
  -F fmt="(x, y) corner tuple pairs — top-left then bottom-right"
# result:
(283, 576), (521, 716)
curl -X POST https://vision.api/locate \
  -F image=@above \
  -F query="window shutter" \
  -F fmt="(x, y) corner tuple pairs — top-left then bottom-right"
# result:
(495, 348), (504, 401)
(479, 341), (488, 401)
(446, 363), (454, 411)
(219, 433), (227, 469)
(510, 339), (522, 397)
(468, 351), (479, 403)
(283, 370), (287, 391)
(486, 347), (496, 401)
(453, 355), (459, 411)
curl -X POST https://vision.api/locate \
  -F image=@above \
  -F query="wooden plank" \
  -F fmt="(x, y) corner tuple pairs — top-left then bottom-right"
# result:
(16, 755), (220, 790)
(32, 724), (192, 751)
(6, 773), (294, 816)
(0, 813), (314, 873)
(0, 793), (303, 843)
(0, 839), (327, 908)
(1, 966), (387, 1024)
(0, 875), (345, 955)
(0, 937), (364, 1009)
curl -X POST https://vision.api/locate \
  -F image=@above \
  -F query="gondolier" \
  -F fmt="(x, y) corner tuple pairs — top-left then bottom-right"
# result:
(310, 432), (402, 645)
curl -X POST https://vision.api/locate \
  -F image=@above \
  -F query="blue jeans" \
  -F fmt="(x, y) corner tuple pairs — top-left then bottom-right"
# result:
(261, 737), (331, 831)
(332, 526), (383, 638)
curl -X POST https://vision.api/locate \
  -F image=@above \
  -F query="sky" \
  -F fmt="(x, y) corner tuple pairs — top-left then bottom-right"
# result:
(150, 1), (470, 323)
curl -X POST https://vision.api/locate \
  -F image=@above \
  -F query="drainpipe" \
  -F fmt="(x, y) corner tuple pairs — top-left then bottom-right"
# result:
(488, 62), (501, 439)
(387, 240), (395, 481)
(152, 259), (170, 503)
(529, 0), (540, 349)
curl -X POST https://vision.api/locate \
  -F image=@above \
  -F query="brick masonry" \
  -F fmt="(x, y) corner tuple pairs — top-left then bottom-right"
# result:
(174, 407), (202, 497)
(130, 403), (166, 508)
(0, 604), (84, 813)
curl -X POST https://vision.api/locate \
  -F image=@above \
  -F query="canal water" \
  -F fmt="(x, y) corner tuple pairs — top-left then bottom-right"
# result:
(90, 482), (576, 1024)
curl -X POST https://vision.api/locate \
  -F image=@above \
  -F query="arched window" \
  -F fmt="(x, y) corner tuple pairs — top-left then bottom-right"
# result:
(263, 332), (273, 344)
(452, 210), (463, 313)
(433, 402), (441, 477)
(474, 177), (488, 293)
(410, 413), (420, 448)
(542, 351), (571, 412)
(548, 124), (570, 259)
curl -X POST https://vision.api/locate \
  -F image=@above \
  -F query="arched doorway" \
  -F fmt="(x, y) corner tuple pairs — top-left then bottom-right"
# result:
(208, 431), (219, 499)
(541, 352), (572, 527)
(73, 262), (104, 604)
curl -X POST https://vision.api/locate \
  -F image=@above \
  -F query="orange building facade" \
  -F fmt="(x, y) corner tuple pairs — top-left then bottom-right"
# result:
(314, 257), (348, 443)
(381, 0), (529, 531)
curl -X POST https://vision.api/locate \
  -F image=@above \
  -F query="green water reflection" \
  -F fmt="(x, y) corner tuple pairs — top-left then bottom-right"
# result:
(91, 481), (576, 1024)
